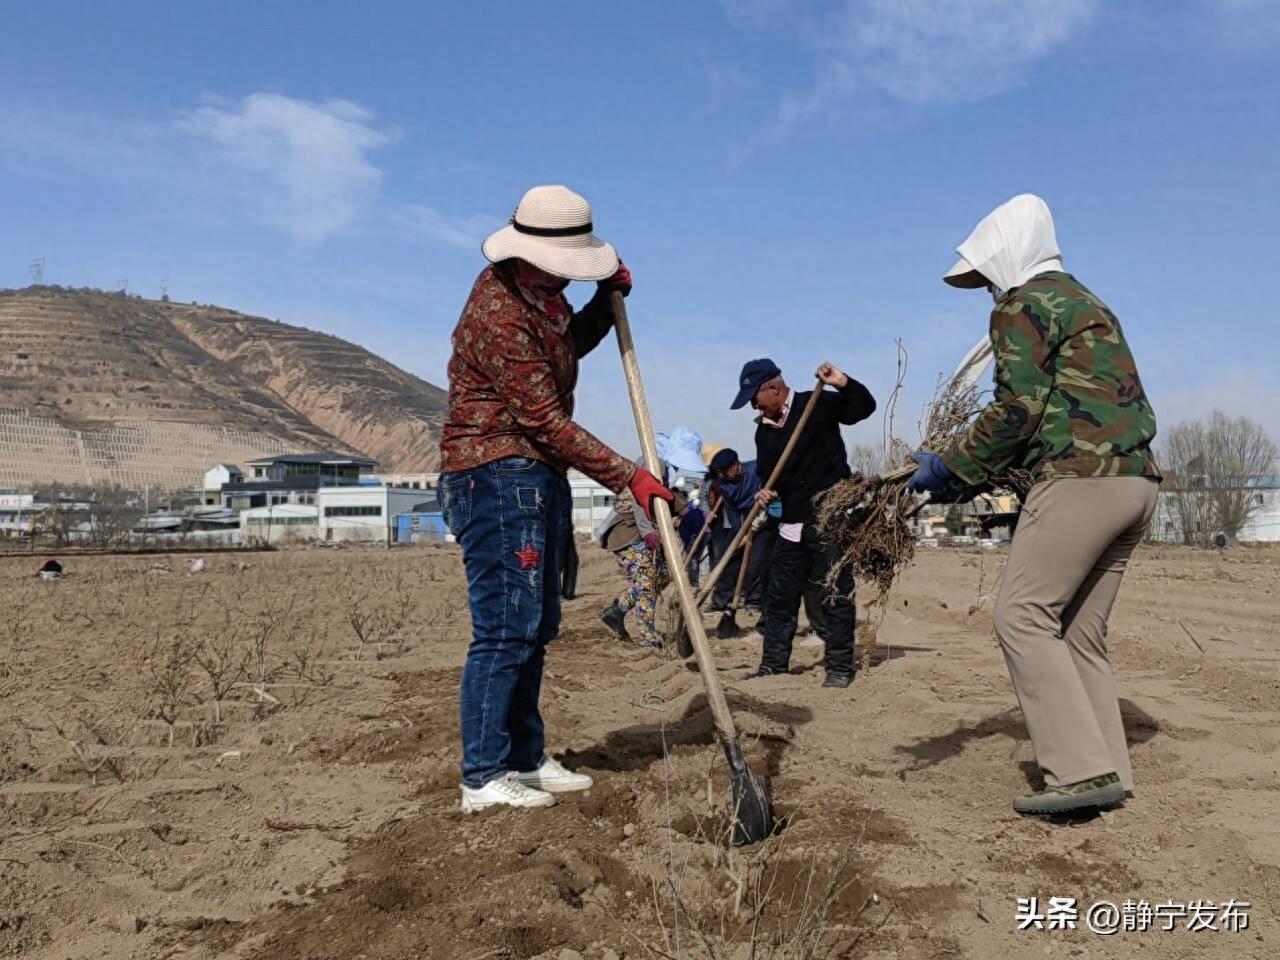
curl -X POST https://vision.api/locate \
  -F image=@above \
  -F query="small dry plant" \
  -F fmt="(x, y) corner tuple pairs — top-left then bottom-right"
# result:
(44, 700), (146, 786)
(346, 598), (405, 660)
(143, 631), (202, 746)
(193, 611), (250, 723)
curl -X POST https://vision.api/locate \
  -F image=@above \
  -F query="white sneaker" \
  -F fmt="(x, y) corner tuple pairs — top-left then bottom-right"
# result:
(515, 757), (594, 793)
(460, 772), (556, 813)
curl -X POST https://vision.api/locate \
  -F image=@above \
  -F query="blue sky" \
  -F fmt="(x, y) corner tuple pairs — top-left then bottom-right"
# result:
(2, 0), (1278, 459)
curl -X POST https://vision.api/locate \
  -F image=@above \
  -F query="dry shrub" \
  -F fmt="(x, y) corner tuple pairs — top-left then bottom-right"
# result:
(816, 375), (1031, 604)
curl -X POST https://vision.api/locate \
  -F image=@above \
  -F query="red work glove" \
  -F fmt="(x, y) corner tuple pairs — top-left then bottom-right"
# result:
(598, 260), (632, 297)
(628, 467), (673, 524)
(643, 533), (661, 553)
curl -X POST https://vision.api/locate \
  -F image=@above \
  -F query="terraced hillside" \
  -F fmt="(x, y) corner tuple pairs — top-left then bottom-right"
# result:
(0, 287), (447, 489)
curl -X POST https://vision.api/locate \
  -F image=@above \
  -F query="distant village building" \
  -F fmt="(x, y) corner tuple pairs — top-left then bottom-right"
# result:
(0, 489), (40, 537)
(568, 470), (616, 535)
(370, 472), (437, 490)
(1150, 458), (1280, 544)
(220, 453), (376, 510)
(915, 493), (1020, 543)
(316, 485), (437, 543)
(238, 503), (319, 545)
(202, 464), (244, 506)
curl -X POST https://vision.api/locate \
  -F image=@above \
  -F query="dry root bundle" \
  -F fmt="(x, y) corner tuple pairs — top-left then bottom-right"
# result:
(814, 472), (917, 598)
(816, 374), (1030, 604)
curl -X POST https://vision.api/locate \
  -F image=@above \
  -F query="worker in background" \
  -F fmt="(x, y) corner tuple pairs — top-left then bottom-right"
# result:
(438, 185), (674, 814)
(707, 448), (774, 612)
(598, 428), (705, 647)
(596, 432), (706, 650)
(677, 495), (707, 587)
(909, 193), (1160, 817)
(735, 359), (877, 687)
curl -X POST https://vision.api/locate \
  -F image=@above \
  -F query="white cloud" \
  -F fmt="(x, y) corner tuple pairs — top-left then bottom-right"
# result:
(731, 0), (1097, 138)
(178, 93), (394, 243)
(398, 204), (496, 253)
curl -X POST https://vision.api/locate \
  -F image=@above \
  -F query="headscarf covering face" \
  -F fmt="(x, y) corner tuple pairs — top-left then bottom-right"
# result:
(512, 259), (571, 328)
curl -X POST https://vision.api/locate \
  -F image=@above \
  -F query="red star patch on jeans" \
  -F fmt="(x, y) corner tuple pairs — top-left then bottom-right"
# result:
(514, 545), (541, 569)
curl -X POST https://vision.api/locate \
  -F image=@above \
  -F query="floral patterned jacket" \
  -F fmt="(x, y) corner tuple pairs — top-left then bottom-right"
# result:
(439, 264), (635, 492)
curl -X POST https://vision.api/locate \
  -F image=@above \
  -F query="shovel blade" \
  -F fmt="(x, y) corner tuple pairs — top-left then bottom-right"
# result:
(716, 611), (741, 640)
(725, 743), (773, 845)
(674, 616), (693, 659)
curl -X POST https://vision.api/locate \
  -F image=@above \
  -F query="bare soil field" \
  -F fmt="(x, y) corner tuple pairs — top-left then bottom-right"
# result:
(1, 542), (1277, 959)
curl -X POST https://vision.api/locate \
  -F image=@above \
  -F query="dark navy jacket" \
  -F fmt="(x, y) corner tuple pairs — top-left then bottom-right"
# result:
(716, 460), (763, 530)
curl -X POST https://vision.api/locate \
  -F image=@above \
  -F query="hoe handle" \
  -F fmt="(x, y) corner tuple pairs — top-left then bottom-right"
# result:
(611, 292), (739, 742)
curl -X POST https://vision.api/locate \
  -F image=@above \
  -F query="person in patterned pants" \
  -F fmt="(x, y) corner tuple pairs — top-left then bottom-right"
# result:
(597, 433), (704, 648)
(611, 542), (669, 648)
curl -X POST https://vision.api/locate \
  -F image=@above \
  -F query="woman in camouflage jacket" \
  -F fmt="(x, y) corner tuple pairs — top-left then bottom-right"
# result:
(909, 194), (1160, 817)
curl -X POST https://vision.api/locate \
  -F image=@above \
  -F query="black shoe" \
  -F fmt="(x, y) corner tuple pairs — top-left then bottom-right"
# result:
(821, 671), (854, 688)
(600, 601), (630, 640)
(743, 666), (781, 680)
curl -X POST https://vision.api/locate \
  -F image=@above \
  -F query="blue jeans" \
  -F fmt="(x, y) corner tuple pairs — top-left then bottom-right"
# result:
(438, 457), (570, 788)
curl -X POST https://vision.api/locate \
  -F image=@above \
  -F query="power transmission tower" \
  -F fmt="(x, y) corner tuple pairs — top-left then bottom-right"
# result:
(29, 258), (45, 284)
(117, 278), (128, 295)
(160, 278), (169, 300)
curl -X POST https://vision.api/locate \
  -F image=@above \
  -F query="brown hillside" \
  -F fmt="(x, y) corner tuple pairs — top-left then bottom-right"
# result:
(169, 303), (446, 475)
(0, 287), (446, 488)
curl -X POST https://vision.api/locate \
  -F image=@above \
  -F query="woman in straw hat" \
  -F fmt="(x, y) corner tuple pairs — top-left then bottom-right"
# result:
(438, 185), (674, 814)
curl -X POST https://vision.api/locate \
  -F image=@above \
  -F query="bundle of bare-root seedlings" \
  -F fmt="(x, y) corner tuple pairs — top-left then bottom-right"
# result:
(815, 373), (1031, 604)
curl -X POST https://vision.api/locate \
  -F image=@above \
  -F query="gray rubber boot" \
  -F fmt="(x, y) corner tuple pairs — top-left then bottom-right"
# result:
(1013, 772), (1125, 816)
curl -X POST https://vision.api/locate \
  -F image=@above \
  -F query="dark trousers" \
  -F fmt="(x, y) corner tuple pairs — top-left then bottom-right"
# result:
(760, 525), (855, 676)
(803, 580), (830, 639)
(710, 522), (774, 610)
(438, 457), (569, 788)
(560, 530), (579, 600)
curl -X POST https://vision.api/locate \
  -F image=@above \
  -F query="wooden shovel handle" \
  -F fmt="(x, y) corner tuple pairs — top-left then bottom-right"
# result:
(729, 527), (755, 611)
(681, 497), (720, 567)
(611, 292), (739, 743)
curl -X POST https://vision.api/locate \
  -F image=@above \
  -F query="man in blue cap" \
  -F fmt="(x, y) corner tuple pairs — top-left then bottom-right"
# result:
(732, 358), (876, 687)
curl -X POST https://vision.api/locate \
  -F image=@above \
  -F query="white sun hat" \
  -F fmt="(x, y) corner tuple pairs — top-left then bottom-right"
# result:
(482, 185), (619, 282)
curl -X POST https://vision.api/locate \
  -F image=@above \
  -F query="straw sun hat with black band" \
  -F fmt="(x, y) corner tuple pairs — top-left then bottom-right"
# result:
(482, 185), (619, 282)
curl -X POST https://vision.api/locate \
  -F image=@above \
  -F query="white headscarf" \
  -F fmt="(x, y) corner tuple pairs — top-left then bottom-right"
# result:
(948, 194), (1064, 293)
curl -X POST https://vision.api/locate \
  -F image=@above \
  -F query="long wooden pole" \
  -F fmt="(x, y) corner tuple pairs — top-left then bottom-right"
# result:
(729, 527), (755, 610)
(611, 292), (740, 744)
(695, 378), (825, 606)
(681, 497), (720, 570)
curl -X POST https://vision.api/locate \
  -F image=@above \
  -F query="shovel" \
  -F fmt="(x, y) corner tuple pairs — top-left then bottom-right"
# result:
(715, 526), (755, 639)
(611, 291), (772, 846)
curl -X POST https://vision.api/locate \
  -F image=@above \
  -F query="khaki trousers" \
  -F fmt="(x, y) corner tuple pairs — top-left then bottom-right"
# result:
(994, 476), (1157, 790)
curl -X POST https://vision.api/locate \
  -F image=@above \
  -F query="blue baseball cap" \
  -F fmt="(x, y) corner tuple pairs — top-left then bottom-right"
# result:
(731, 358), (781, 410)
(709, 448), (739, 474)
